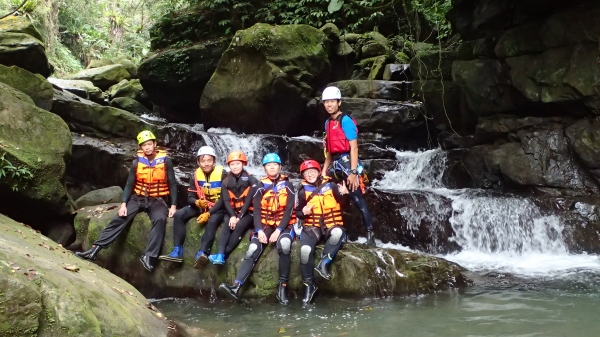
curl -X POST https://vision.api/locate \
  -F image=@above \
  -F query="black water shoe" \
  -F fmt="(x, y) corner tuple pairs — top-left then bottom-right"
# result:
(302, 282), (318, 306)
(276, 280), (289, 305)
(140, 255), (154, 272)
(315, 258), (331, 280)
(220, 282), (241, 300)
(76, 245), (101, 261)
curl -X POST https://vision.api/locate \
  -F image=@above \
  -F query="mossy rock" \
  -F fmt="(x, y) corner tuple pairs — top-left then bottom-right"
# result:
(0, 32), (51, 77)
(75, 186), (123, 208)
(200, 23), (330, 135)
(51, 88), (148, 139)
(368, 55), (388, 80)
(0, 64), (53, 110)
(0, 83), (72, 221)
(48, 78), (104, 104)
(320, 22), (340, 41)
(0, 213), (173, 337)
(87, 58), (115, 69)
(108, 79), (150, 108)
(110, 97), (151, 116)
(67, 64), (132, 90)
(73, 203), (470, 299)
(0, 15), (43, 42)
(409, 50), (456, 80)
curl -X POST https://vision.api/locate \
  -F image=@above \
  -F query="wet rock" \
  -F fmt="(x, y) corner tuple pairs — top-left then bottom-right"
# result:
(362, 159), (397, 181)
(67, 64), (132, 90)
(342, 98), (425, 134)
(344, 190), (460, 254)
(108, 79), (151, 108)
(0, 64), (53, 110)
(73, 204), (468, 298)
(495, 22), (546, 58)
(334, 40), (354, 56)
(200, 24), (329, 135)
(332, 80), (407, 101)
(111, 97), (152, 116)
(0, 32), (51, 77)
(138, 39), (228, 122)
(460, 145), (503, 189)
(0, 214), (171, 337)
(51, 88), (147, 139)
(48, 77), (104, 104)
(320, 22), (340, 41)
(68, 134), (137, 194)
(0, 83), (73, 223)
(473, 34), (500, 58)
(75, 186), (124, 208)
(565, 118), (600, 169)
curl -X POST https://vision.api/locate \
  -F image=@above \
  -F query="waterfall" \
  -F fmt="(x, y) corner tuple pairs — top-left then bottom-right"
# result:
(373, 149), (600, 276)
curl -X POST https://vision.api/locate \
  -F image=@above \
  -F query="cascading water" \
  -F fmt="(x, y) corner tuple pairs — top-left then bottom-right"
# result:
(373, 148), (600, 277)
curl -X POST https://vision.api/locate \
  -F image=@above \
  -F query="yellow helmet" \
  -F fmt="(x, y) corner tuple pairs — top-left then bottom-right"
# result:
(136, 130), (156, 145)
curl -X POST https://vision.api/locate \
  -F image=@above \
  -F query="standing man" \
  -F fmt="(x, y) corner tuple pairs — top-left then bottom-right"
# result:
(159, 146), (227, 266)
(321, 86), (376, 247)
(219, 153), (296, 305)
(76, 130), (177, 272)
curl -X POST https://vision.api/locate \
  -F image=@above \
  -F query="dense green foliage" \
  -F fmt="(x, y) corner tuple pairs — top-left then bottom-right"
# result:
(0, 152), (33, 191)
(0, 0), (451, 75)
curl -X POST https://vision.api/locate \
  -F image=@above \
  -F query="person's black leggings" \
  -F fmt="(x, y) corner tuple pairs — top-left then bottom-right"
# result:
(216, 214), (254, 257)
(198, 210), (226, 254)
(299, 226), (346, 283)
(349, 188), (372, 231)
(94, 195), (168, 258)
(172, 205), (200, 246)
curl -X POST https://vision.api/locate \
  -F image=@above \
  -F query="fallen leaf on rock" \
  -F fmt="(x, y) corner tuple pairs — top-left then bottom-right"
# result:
(63, 265), (80, 272)
(41, 236), (48, 241)
(39, 243), (54, 250)
(114, 279), (121, 283)
(154, 312), (163, 318)
(27, 268), (36, 275)
(15, 229), (22, 234)
(24, 272), (32, 280)
(126, 291), (135, 297)
(145, 303), (158, 312)
(362, 306), (373, 311)
(112, 287), (124, 294)
(105, 205), (118, 211)
(11, 266), (21, 271)
(25, 254), (32, 258)
(277, 327), (286, 333)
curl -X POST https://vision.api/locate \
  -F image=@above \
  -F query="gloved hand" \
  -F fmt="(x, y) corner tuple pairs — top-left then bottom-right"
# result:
(197, 212), (210, 224)
(195, 199), (209, 209)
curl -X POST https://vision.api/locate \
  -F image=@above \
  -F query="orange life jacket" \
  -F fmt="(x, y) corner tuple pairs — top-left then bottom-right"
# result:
(133, 150), (170, 197)
(302, 176), (343, 229)
(260, 175), (296, 227)
(225, 171), (254, 214)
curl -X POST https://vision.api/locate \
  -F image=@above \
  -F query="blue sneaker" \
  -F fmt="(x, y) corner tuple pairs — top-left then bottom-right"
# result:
(209, 253), (226, 265)
(158, 246), (183, 263)
(193, 250), (208, 269)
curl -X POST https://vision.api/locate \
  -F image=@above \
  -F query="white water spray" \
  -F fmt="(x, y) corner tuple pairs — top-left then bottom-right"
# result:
(373, 149), (600, 277)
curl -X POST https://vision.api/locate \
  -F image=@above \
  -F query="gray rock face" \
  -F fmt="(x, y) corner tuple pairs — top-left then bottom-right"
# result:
(75, 186), (124, 208)
(67, 64), (132, 90)
(0, 64), (53, 110)
(0, 32), (51, 77)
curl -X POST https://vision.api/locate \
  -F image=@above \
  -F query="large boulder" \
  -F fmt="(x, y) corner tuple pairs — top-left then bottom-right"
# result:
(200, 24), (331, 135)
(342, 98), (425, 133)
(47, 77), (104, 104)
(0, 15), (44, 41)
(413, 80), (468, 133)
(67, 64), (132, 90)
(452, 59), (529, 115)
(73, 204), (469, 298)
(108, 79), (151, 108)
(138, 40), (228, 122)
(111, 97), (152, 116)
(0, 32), (51, 77)
(540, 5), (600, 48)
(0, 213), (174, 337)
(0, 83), (72, 223)
(494, 22), (546, 58)
(566, 118), (600, 170)
(75, 186), (123, 208)
(51, 88), (149, 138)
(331, 80), (408, 101)
(0, 64), (53, 110)
(410, 50), (456, 80)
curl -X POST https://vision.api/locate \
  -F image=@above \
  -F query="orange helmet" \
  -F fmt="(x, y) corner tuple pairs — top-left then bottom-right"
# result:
(227, 151), (248, 165)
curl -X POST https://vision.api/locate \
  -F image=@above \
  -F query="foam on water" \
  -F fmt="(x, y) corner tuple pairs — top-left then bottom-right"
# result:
(373, 148), (600, 277)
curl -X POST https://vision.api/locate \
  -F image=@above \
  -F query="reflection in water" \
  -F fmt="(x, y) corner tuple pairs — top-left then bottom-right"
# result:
(156, 274), (600, 337)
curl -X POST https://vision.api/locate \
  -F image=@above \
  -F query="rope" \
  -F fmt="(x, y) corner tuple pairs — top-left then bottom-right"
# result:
(0, 0), (29, 21)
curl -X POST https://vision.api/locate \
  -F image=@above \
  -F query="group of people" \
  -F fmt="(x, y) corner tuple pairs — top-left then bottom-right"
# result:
(75, 86), (375, 306)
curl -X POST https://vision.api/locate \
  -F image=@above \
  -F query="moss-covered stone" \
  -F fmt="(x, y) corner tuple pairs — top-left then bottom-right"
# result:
(75, 186), (123, 209)
(51, 88), (148, 139)
(200, 23), (330, 135)
(410, 50), (456, 80)
(0, 83), (72, 219)
(87, 58), (115, 69)
(0, 15), (44, 42)
(0, 64), (53, 110)
(74, 203), (469, 299)
(0, 32), (51, 77)
(107, 79), (150, 108)
(368, 55), (387, 80)
(110, 97), (151, 116)
(320, 23), (340, 41)
(47, 78), (104, 104)
(67, 64), (132, 90)
(0, 213), (172, 337)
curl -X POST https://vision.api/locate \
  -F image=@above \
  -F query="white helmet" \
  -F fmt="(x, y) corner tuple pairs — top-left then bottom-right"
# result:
(321, 86), (342, 101)
(197, 146), (216, 158)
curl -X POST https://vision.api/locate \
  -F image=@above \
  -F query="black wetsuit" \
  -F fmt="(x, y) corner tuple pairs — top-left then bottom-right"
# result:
(93, 157), (177, 258)
(233, 175), (296, 285)
(171, 169), (227, 254)
(215, 170), (258, 257)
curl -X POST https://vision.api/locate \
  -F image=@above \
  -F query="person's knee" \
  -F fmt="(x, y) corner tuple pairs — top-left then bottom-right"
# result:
(278, 237), (292, 255)
(245, 243), (259, 259)
(327, 227), (344, 246)
(300, 245), (312, 264)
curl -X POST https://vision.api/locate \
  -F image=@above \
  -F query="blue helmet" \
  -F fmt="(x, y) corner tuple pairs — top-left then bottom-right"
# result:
(262, 153), (282, 165)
